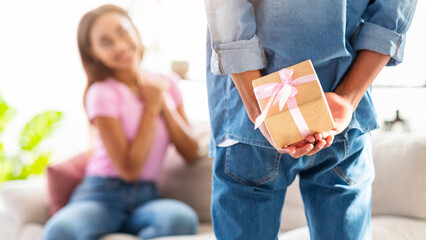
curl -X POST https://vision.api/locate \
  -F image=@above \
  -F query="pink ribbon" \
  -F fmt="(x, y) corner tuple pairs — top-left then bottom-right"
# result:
(254, 69), (317, 139)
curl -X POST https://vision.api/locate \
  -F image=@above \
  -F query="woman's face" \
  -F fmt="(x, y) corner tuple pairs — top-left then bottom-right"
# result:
(90, 12), (141, 72)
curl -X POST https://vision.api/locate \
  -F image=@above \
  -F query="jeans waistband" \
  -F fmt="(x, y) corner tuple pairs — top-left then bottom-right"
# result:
(83, 175), (157, 190)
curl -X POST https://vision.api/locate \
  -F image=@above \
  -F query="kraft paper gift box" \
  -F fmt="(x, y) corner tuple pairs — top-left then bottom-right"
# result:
(252, 60), (335, 147)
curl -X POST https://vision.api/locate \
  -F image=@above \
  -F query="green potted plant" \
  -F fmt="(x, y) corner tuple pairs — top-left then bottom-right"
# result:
(0, 94), (63, 184)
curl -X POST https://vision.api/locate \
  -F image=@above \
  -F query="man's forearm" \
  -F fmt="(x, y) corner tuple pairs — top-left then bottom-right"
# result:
(335, 50), (390, 111)
(230, 70), (262, 123)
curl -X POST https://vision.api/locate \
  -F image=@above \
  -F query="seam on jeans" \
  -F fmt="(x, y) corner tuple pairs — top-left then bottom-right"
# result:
(332, 166), (353, 185)
(305, 154), (316, 170)
(224, 145), (250, 186)
(251, 150), (281, 185)
(252, 150), (280, 185)
(343, 137), (349, 160)
(224, 147), (280, 186)
(331, 137), (352, 184)
(332, 132), (374, 186)
(332, 166), (372, 186)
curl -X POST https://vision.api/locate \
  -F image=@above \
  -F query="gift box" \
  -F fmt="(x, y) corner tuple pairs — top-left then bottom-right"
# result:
(252, 60), (335, 147)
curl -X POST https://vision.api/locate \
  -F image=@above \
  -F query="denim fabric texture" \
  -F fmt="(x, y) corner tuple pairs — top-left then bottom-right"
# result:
(212, 129), (375, 240)
(205, 0), (417, 156)
(43, 176), (199, 240)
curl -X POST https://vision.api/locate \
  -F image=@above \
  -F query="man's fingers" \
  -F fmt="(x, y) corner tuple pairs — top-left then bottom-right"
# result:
(290, 143), (314, 158)
(279, 146), (295, 154)
(314, 132), (322, 141)
(321, 131), (329, 139)
(323, 135), (334, 148)
(279, 131), (335, 157)
(306, 139), (326, 156)
(306, 135), (315, 143)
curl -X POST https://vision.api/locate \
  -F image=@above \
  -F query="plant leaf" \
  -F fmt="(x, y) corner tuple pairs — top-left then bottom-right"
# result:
(0, 157), (14, 184)
(29, 151), (51, 175)
(9, 152), (51, 180)
(20, 111), (63, 151)
(0, 95), (16, 134)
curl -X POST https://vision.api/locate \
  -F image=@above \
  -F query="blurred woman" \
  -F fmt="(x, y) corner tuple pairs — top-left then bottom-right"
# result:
(43, 4), (199, 240)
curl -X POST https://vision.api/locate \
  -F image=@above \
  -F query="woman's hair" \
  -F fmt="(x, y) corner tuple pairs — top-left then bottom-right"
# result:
(77, 4), (144, 108)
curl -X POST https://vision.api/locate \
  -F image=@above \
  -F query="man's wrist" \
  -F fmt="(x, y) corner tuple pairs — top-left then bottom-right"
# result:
(230, 70), (262, 124)
(334, 50), (391, 113)
(334, 88), (359, 113)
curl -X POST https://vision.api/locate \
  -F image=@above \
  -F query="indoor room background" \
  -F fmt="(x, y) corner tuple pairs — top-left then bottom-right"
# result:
(0, 0), (425, 166)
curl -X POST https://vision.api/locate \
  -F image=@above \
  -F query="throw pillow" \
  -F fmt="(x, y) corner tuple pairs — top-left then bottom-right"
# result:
(46, 152), (90, 216)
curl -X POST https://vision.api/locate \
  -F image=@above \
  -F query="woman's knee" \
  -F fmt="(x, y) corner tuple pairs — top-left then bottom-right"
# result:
(43, 218), (76, 240)
(42, 201), (117, 240)
(140, 199), (199, 237)
(165, 201), (199, 235)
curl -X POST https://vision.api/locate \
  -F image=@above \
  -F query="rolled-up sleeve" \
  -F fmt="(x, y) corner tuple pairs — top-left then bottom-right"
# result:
(204, 0), (266, 75)
(353, 0), (418, 66)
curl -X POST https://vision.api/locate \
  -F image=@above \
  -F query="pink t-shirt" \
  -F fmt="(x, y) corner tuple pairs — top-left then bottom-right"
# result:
(84, 72), (182, 181)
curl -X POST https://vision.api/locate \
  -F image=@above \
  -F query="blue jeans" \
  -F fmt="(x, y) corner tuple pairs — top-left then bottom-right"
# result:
(43, 176), (199, 240)
(211, 129), (374, 240)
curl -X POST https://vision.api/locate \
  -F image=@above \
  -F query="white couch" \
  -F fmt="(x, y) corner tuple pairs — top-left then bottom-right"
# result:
(1, 128), (425, 240)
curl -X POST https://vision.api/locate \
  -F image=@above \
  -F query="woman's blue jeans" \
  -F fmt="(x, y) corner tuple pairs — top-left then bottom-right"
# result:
(211, 129), (374, 240)
(43, 176), (199, 240)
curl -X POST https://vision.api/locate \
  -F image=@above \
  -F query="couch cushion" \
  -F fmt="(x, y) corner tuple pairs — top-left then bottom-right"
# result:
(0, 178), (49, 225)
(16, 224), (213, 240)
(0, 203), (19, 240)
(17, 223), (44, 240)
(46, 152), (89, 216)
(371, 132), (426, 219)
(153, 233), (215, 240)
(277, 216), (426, 240)
(100, 224), (213, 240)
(149, 224), (213, 240)
(372, 216), (426, 240)
(100, 234), (140, 240)
(157, 146), (213, 223)
(157, 122), (212, 223)
(279, 227), (310, 240)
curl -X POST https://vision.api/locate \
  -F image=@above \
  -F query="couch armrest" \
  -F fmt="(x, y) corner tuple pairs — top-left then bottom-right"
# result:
(0, 178), (50, 228)
(0, 200), (19, 240)
(372, 132), (426, 219)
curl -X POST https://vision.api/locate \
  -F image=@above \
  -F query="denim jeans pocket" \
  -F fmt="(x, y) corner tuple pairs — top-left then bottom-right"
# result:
(224, 143), (281, 186)
(331, 132), (375, 186)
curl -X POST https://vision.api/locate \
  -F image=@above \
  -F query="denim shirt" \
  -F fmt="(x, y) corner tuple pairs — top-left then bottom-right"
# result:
(205, 0), (417, 157)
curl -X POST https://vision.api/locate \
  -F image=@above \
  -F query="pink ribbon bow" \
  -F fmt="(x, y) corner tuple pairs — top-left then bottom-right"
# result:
(254, 69), (318, 139)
